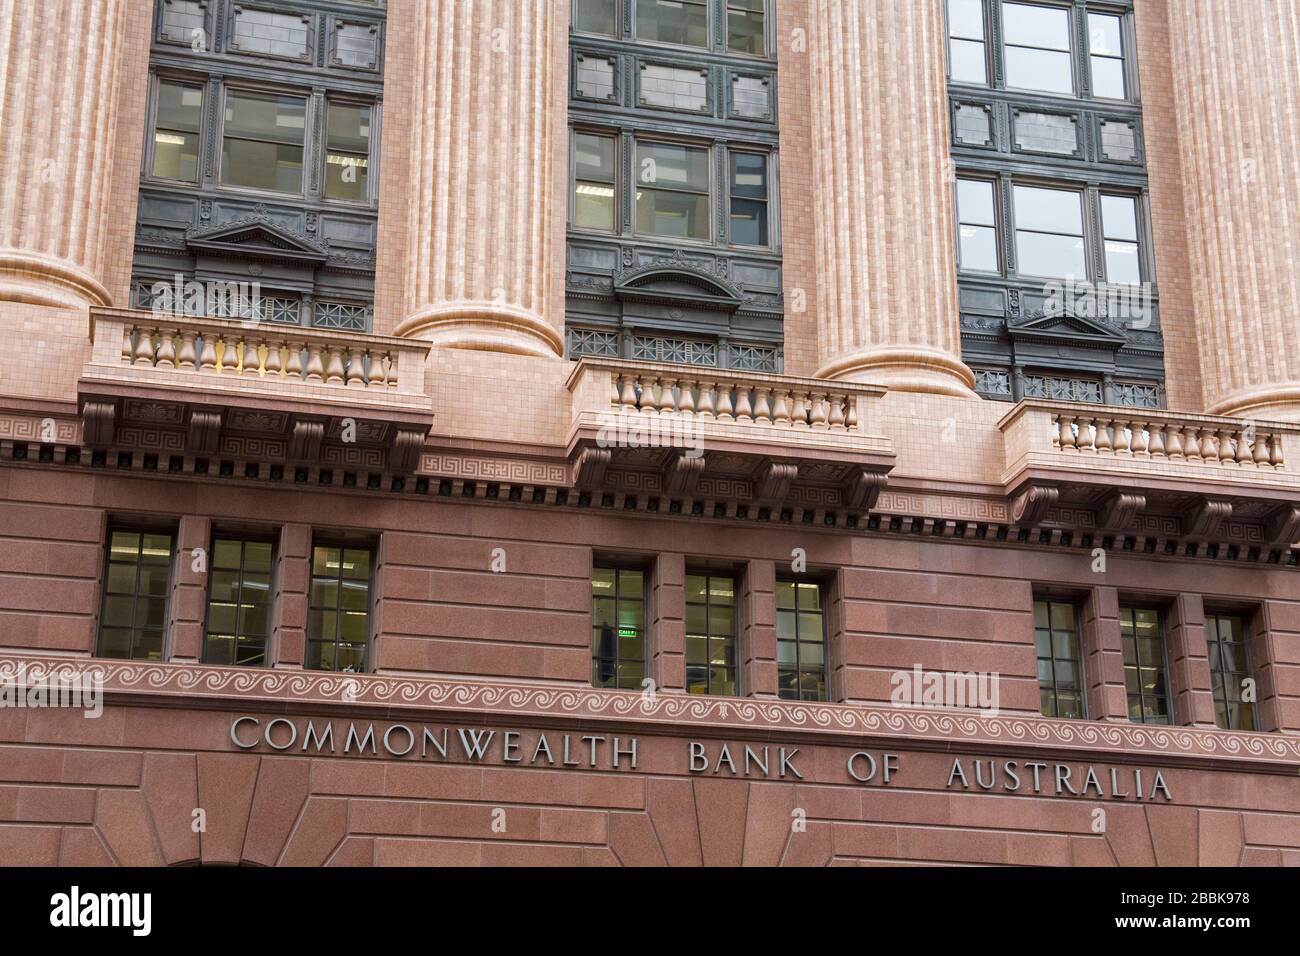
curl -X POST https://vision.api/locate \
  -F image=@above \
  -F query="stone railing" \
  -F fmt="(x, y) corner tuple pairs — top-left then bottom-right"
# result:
(1001, 400), (1296, 474)
(567, 358), (886, 434)
(85, 308), (428, 397)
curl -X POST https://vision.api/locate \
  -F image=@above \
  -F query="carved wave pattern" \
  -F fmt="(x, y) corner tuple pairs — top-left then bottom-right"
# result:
(3, 656), (1297, 764)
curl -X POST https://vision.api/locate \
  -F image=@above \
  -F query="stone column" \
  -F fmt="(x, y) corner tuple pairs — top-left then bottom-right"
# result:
(269, 524), (311, 670)
(387, 0), (565, 358)
(1081, 587), (1128, 721)
(0, 0), (131, 308)
(739, 560), (777, 698)
(649, 553), (686, 693)
(807, 0), (975, 396)
(1168, 1), (1300, 419)
(1165, 593), (1217, 728)
(167, 516), (212, 663)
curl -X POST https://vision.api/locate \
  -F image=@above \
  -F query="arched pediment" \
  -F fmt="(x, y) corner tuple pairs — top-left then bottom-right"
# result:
(613, 258), (744, 313)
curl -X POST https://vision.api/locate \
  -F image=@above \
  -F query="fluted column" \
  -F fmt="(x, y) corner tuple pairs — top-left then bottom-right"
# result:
(808, 0), (975, 396)
(390, 0), (565, 358)
(0, 0), (129, 308)
(1169, 1), (1300, 420)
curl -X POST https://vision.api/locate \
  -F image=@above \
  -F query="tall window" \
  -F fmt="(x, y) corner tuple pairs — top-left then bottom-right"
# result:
(777, 580), (827, 702)
(307, 545), (371, 672)
(1034, 598), (1084, 718)
(1087, 12), (1126, 99)
(1206, 613), (1256, 731)
(204, 538), (273, 666)
(591, 566), (646, 689)
(727, 0), (766, 55)
(635, 141), (710, 240)
(221, 90), (307, 193)
(956, 178), (999, 272)
(1003, 3), (1073, 95)
(1013, 184), (1085, 279)
(686, 572), (736, 695)
(729, 152), (769, 247)
(152, 80), (203, 182)
(97, 529), (174, 661)
(1120, 606), (1168, 724)
(637, 0), (708, 48)
(1101, 193), (1141, 285)
(574, 0), (619, 36)
(947, 0), (988, 85)
(574, 132), (618, 231)
(324, 102), (371, 202)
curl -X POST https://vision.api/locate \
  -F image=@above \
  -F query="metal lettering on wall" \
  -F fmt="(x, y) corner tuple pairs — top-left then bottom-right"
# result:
(230, 717), (1173, 801)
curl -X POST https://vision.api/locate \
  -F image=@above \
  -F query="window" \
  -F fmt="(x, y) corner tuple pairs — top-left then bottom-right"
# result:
(591, 566), (646, 689)
(1206, 613), (1255, 731)
(635, 141), (710, 240)
(1120, 606), (1168, 724)
(777, 580), (827, 702)
(324, 102), (371, 202)
(729, 152), (769, 246)
(947, 0), (988, 85)
(1013, 184), (1085, 279)
(1101, 193), (1141, 285)
(574, 132), (617, 231)
(97, 529), (173, 661)
(574, 0), (619, 36)
(637, 0), (708, 48)
(956, 178), (999, 272)
(307, 545), (371, 672)
(203, 538), (273, 666)
(727, 0), (766, 55)
(686, 572), (736, 695)
(1034, 599), (1084, 718)
(1002, 3), (1073, 95)
(1088, 13), (1126, 99)
(152, 80), (203, 182)
(221, 89), (307, 193)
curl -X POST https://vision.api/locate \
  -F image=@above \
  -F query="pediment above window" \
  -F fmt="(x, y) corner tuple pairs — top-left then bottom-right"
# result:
(1009, 310), (1128, 349)
(185, 213), (329, 265)
(613, 256), (744, 313)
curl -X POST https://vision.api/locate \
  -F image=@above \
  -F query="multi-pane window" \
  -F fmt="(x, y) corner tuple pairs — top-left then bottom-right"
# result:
(685, 572), (737, 695)
(637, 0), (708, 48)
(956, 178), (999, 272)
(729, 152), (769, 246)
(1034, 598), (1084, 718)
(1013, 184), (1086, 279)
(1003, 3), (1073, 95)
(324, 102), (371, 202)
(635, 141), (710, 240)
(727, 0), (766, 55)
(947, 0), (988, 85)
(1101, 193), (1141, 285)
(221, 90), (307, 194)
(1206, 613), (1256, 731)
(97, 529), (174, 661)
(203, 538), (272, 667)
(591, 566), (646, 689)
(152, 80), (203, 182)
(776, 580), (827, 702)
(574, 132), (617, 231)
(1121, 606), (1168, 724)
(574, 0), (619, 36)
(307, 545), (371, 672)
(1088, 12), (1126, 99)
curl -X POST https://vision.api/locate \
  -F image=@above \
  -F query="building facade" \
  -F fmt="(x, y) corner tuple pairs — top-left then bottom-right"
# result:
(0, 0), (1297, 867)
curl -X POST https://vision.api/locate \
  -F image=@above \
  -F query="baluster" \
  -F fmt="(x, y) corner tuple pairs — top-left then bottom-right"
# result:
(265, 340), (283, 377)
(1234, 429), (1252, 466)
(121, 326), (134, 364)
(844, 396), (859, 431)
(1164, 423), (1183, 458)
(1269, 434), (1284, 467)
(754, 387), (772, 424)
(1201, 429), (1220, 463)
(325, 346), (345, 385)
(827, 392), (846, 430)
(133, 328), (156, 366)
(697, 381), (715, 417)
(734, 386), (754, 422)
(1057, 416), (1075, 450)
(286, 342), (304, 380)
(716, 383), (735, 420)
(385, 354), (397, 389)
(346, 347), (366, 387)
(637, 376), (656, 414)
(1076, 417), (1096, 452)
(810, 393), (829, 429)
(679, 380), (697, 415)
(241, 337), (261, 376)
(1131, 421), (1150, 457)
(155, 328), (177, 369)
(1185, 427), (1203, 461)
(659, 377), (678, 414)
(773, 390), (791, 426)
(1253, 431), (1271, 466)
(619, 375), (638, 412)
(198, 334), (218, 372)
(791, 391), (809, 427)
(177, 330), (197, 370)
(366, 350), (385, 387)
(1095, 418), (1112, 453)
(1147, 423), (1166, 458)
(1218, 430), (1236, 464)
(1112, 419), (1131, 455)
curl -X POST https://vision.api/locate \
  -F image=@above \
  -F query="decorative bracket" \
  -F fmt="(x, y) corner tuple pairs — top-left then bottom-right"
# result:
(574, 447), (612, 492)
(755, 462), (798, 503)
(1010, 484), (1060, 526)
(664, 452), (706, 497)
(1097, 490), (1147, 532)
(388, 426), (426, 475)
(1265, 504), (1300, 547)
(1181, 497), (1234, 540)
(287, 419), (325, 464)
(185, 409), (223, 455)
(843, 469), (888, 513)
(81, 400), (116, 449)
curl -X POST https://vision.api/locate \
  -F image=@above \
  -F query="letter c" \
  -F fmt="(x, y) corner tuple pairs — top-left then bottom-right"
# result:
(230, 716), (260, 749)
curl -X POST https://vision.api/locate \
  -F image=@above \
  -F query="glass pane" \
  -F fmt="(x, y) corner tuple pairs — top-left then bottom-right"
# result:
(730, 198), (768, 246)
(1004, 3), (1071, 50)
(244, 542), (273, 574)
(686, 603), (707, 636)
(576, 133), (615, 182)
(1005, 47), (1073, 94)
(210, 569), (240, 603)
(637, 142), (709, 192)
(797, 582), (821, 610)
(948, 0), (985, 40)
(637, 187), (709, 239)
(1016, 231), (1086, 279)
(637, 0), (708, 47)
(339, 579), (369, 611)
(949, 38), (987, 85)
(102, 595), (135, 628)
(1050, 601), (1075, 631)
(1092, 56), (1126, 98)
(731, 152), (767, 199)
(325, 103), (371, 201)
(1088, 13), (1123, 55)
(574, 0), (618, 35)
(958, 179), (996, 226)
(1014, 185), (1083, 234)
(959, 225), (998, 272)
(141, 534), (173, 563)
(222, 137), (303, 193)
(727, 8), (765, 55)
(137, 565), (170, 598)
(709, 577), (735, 605)
(312, 547), (340, 576)
(1102, 194), (1138, 241)
(224, 91), (306, 144)
(342, 549), (371, 581)
(710, 605), (735, 639)
(153, 129), (199, 182)
(592, 566), (616, 593)
(1052, 627), (1078, 662)
(1105, 241), (1141, 285)
(685, 574), (707, 602)
(776, 582), (797, 610)
(574, 185), (615, 231)
(1033, 601), (1049, 628)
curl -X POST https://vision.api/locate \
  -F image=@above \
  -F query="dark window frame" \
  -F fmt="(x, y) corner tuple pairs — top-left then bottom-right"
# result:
(145, 73), (206, 185)
(96, 524), (177, 662)
(685, 569), (739, 697)
(202, 533), (277, 667)
(1204, 610), (1257, 731)
(1033, 596), (1086, 718)
(776, 577), (829, 702)
(306, 540), (375, 673)
(1119, 603), (1171, 724)
(591, 560), (649, 690)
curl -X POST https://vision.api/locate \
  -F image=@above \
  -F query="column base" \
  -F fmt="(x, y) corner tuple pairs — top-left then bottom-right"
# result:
(394, 302), (564, 359)
(815, 345), (977, 397)
(0, 250), (111, 310)
(1206, 384), (1300, 423)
